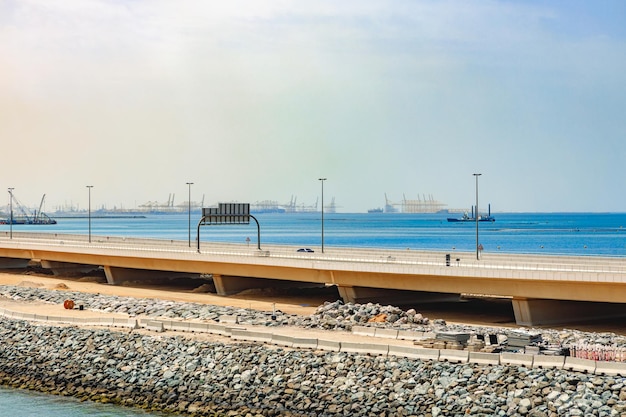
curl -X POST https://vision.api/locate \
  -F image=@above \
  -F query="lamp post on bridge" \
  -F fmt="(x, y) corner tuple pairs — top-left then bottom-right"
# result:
(319, 178), (327, 253)
(7, 188), (14, 239)
(186, 182), (193, 247)
(473, 173), (481, 260)
(86, 185), (93, 243)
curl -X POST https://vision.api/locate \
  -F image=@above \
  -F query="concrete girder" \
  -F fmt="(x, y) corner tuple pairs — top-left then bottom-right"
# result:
(40, 260), (100, 277)
(337, 286), (461, 305)
(102, 266), (202, 285)
(212, 273), (324, 296)
(0, 258), (31, 269)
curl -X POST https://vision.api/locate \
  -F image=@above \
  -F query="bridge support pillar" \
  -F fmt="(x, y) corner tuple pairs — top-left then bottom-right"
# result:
(337, 286), (460, 305)
(512, 297), (626, 326)
(212, 274), (323, 296)
(103, 266), (200, 285)
(0, 257), (31, 269)
(40, 260), (100, 277)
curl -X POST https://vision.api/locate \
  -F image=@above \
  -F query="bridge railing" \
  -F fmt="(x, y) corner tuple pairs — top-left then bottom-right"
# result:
(1, 231), (626, 276)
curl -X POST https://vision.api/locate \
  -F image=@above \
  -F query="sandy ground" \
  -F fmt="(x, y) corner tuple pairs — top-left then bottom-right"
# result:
(0, 271), (325, 316)
(0, 270), (421, 346)
(1, 270), (625, 337)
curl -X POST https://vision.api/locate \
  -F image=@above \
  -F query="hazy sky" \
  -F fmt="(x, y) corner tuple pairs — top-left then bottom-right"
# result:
(1, 0), (625, 213)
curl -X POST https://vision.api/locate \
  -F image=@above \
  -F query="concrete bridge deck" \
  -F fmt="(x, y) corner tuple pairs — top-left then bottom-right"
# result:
(0, 231), (625, 326)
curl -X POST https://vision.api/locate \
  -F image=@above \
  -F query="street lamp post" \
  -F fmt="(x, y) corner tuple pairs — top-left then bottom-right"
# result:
(186, 182), (193, 247)
(7, 188), (14, 239)
(86, 186), (93, 243)
(318, 178), (327, 253)
(473, 173), (481, 260)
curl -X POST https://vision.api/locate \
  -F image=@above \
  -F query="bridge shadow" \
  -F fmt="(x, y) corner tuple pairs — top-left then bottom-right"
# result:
(6, 266), (626, 335)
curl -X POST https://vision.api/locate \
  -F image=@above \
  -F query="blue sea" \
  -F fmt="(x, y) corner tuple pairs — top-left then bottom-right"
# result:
(7, 211), (626, 256)
(1, 211), (626, 416)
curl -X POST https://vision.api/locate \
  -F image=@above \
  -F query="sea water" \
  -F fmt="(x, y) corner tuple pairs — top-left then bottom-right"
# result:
(1, 211), (626, 415)
(9, 211), (626, 256)
(0, 386), (169, 416)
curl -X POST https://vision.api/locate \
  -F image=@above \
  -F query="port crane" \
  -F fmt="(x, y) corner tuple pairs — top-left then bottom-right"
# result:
(3, 193), (57, 225)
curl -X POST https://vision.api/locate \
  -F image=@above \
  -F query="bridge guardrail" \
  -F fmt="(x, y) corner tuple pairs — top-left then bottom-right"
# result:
(1, 232), (626, 277)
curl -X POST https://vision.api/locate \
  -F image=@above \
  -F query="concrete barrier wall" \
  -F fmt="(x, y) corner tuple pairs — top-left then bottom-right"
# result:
(500, 352), (534, 367)
(3, 307), (626, 375)
(292, 337), (318, 350)
(317, 339), (341, 352)
(564, 357), (596, 373)
(532, 355), (565, 369)
(439, 349), (469, 363)
(469, 351), (500, 365)
(352, 326), (376, 337)
(341, 342), (389, 356)
(271, 334), (294, 347)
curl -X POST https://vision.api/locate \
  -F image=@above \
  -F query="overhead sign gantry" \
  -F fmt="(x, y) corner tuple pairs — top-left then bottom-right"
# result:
(196, 203), (261, 252)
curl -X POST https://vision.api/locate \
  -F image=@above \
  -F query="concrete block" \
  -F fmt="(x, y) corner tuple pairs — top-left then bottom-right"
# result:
(144, 320), (164, 332)
(439, 349), (469, 363)
(112, 318), (133, 328)
(375, 328), (399, 339)
(564, 357), (596, 373)
(352, 326), (376, 337)
(207, 323), (230, 336)
(410, 347), (440, 361)
(594, 361), (626, 376)
(224, 326), (247, 336)
(469, 351), (501, 365)
(388, 345), (436, 360)
(397, 330), (425, 341)
(316, 339), (341, 352)
(532, 355), (565, 369)
(291, 337), (318, 349)
(219, 314), (239, 324)
(341, 341), (389, 356)
(500, 352), (534, 367)
(271, 334), (294, 347)
(230, 329), (272, 343)
(167, 321), (189, 331)
(188, 322), (210, 333)
(98, 318), (115, 326)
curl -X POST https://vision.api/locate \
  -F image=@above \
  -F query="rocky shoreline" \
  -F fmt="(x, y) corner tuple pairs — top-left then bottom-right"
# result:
(1, 285), (626, 416)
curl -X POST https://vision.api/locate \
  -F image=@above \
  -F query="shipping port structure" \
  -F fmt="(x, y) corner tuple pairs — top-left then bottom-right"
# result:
(384, 193), (448, 214)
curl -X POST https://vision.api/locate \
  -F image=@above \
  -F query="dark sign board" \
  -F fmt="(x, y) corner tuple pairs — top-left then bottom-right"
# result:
(202, 203), (250, 225)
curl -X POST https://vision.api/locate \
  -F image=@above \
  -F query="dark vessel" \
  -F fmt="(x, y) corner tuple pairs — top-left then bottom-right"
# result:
(1, 194), (57, 225)
(447, 204), (495, 223)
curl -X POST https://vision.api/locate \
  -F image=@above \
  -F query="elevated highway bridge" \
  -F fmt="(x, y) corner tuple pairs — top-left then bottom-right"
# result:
(0, 232), (625, 326)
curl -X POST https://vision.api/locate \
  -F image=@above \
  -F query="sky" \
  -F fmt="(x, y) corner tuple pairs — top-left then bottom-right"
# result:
(1, 0), (625, 213)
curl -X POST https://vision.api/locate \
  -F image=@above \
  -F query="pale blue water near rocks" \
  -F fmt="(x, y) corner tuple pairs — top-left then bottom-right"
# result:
(0, 386), (169, 416)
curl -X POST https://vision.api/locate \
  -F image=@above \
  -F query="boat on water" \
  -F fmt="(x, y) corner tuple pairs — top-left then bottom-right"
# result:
(367, 208), (383, 213)
(1, 193), (57, 225)
(447, 204), (495, 223)
(0, 214), (57, 225)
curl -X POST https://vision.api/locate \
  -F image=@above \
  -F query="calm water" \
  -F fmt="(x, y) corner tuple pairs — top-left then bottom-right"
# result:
(0, 386), (168, 417)
(1, 211), (626, 415)
(7, 211), (626, 256)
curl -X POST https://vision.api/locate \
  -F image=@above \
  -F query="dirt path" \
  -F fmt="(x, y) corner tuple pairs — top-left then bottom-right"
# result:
(0, 271), (328, 316)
